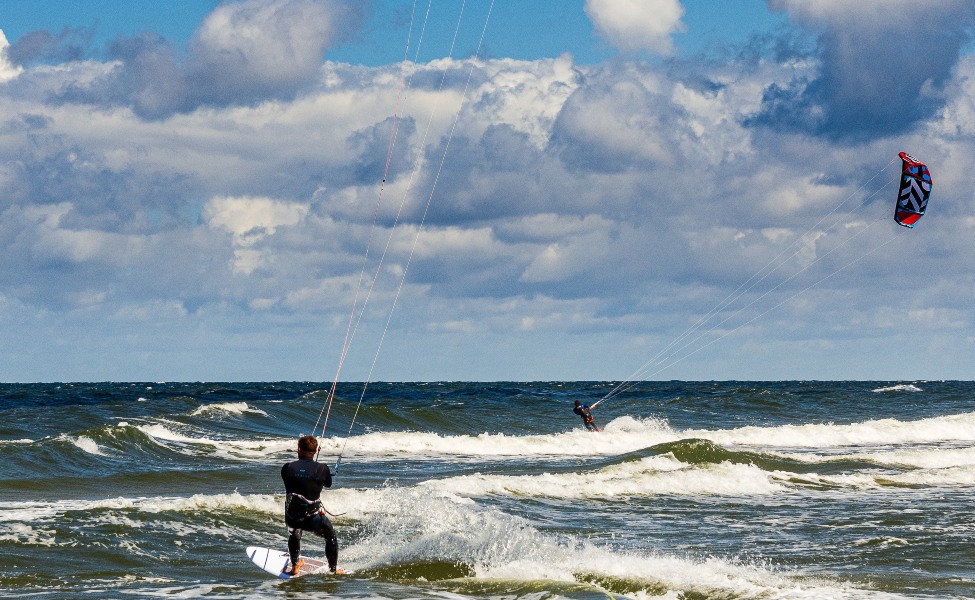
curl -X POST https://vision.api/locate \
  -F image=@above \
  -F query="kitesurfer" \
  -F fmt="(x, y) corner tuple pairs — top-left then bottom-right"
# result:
(281, 435), (340, 575)
(573, 400), (600, 432)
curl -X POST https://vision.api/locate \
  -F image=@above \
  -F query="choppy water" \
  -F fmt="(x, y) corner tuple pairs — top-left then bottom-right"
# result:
(1, 381), (973, 599)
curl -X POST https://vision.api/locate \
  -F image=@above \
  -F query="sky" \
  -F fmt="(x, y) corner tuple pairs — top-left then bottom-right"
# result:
(1, 0), (974, 383)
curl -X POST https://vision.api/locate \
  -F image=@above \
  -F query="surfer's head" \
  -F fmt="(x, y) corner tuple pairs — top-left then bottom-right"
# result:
(574, 400), (581, 407)
(297, 435), (318, 458)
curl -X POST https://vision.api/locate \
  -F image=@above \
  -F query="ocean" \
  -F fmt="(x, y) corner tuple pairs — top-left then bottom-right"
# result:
(1, 380), (973, 599)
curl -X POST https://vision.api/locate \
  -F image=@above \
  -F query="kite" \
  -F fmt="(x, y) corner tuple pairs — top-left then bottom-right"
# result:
(894, 152), (932, 228)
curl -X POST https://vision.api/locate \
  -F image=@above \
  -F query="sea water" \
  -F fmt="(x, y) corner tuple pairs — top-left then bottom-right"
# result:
(1, 381), (973, 599)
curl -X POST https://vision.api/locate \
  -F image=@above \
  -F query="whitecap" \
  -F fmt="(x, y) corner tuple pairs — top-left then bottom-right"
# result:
(73, 435), (107, 456)
(189, 402), (268, 417)
(701, 412), (975, 449)
(872, 384), (922, 393)
(0, 522), (57, 546)
(329, 485), (895, 599)
(420, 455), (787, 499)
(318, 415), (677, 459)
(136, 422), (291, 461)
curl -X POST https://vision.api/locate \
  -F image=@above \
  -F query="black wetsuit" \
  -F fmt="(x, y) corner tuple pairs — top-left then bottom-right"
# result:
(281, 457), (337, 570)
(574, 404), (598, 431)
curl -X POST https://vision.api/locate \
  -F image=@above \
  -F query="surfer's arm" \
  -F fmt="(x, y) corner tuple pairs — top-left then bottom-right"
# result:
(319, 463), (333, 488)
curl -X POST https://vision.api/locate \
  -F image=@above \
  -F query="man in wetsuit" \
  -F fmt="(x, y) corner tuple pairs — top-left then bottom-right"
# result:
(281, 435), (339, 575)
(573, 400), (600, 432)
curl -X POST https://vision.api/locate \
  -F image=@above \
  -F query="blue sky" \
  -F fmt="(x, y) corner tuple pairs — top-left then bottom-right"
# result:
(0, 1), (785, 64)
(1, 0), (974, 383)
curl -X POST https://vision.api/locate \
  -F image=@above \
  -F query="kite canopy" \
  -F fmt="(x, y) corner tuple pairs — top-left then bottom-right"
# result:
(895, 152), (932, 228)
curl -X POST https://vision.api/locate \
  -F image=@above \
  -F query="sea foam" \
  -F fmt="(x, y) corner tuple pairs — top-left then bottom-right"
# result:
(188, 402), (269, 417)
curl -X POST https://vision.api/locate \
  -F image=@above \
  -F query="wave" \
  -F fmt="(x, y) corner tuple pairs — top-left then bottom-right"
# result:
(872, 384), (923, 393)
(40, 410), (975, 465)
(422, 454), (788, 499)
(319, 412), (975, 462)
(64, 435), (907, 509)
(869, 446), (975, 469)
(0, 482), (923, 598)
(188, 402), (269, 417)
(70, 434), (107, 456)
(413, 460), (934, 502)
(777, 445), (975, 471)
(108, 416), (675, 463)
(8, 406), (971, 498)
(0, 521), (57, 546)
(699, 412), (975, 449)
(309, 486), (908, 598)
(403, 437), (975, 501)
(0, 491), (282, 524)
(133, 421), (293, 461)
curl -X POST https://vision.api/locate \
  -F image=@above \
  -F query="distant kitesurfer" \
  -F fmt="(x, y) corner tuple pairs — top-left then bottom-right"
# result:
(573, 400), (600, 432)
(281, 435), (341, 575)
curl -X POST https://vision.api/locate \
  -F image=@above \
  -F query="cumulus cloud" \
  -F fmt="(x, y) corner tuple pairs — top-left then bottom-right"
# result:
(759, 0), (975, 139)
(203, 195), (310, 274)
(584, 0), (685, 54)
(36, 0), (364, 119)
(5, 26), (93, 66)
(186, 0), (358, 106)
(0, 29), (23, 81)
(3, 4), (975, 381)
(550, 64), (676, 173)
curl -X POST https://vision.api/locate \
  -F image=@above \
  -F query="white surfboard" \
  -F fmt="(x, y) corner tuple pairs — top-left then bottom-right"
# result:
(246, 546), (333, 579)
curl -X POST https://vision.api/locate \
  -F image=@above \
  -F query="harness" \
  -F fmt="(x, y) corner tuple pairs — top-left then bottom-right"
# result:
(285, 493), (323, 522)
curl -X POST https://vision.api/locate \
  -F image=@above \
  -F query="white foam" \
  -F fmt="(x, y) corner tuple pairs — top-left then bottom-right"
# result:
(321, 412), (975, 461)
(317, 415), (677, 459)
(189, 402), (268, 417)
(128, 411), (975, 481)
(881, 464), (975, 487)
(702, 412), (975, 449)
(135, 422), (292, 461)
(128, 415), (675, 463)
(0, 491), (282, 523)
(422, 455), (787, 499)
(0, 484), (913, 598)
(73, 435), (107, 456)
(0, 522), (57, 546)
(872, 384), (922, 393)
(0, 438), (33, 445)
(49, 433), (108, 455)
(332, 485), (904, 599)
(833, 446), (975, 470)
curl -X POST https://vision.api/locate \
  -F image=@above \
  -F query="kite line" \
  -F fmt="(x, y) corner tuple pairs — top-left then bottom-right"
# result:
(311, 0), (496, 470)
(600, 152), (929, 404)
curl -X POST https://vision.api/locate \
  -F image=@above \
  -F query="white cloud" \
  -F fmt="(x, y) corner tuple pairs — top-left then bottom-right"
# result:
(0, 29), (23, 82)
(768, 0), (963, 28)
(4, 3), (975, 381)
(2, 203), (146, 267)
(203, 195), (310, 273)
(191, 0), (341, 86)
(203, 196), (309, 242)
(762, 0), (975, 139)
(458, 56), (580, 149)
(584, 0), (685, 54)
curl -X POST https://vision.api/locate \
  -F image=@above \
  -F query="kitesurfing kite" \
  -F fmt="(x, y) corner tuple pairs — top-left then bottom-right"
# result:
(894, 152), (932, 228)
